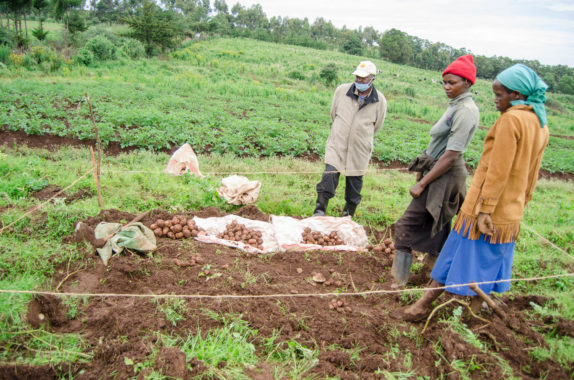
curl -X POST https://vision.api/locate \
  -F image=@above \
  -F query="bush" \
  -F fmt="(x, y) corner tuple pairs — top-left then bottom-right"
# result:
(74, 47), (94, 66)
(320, 63), (338, 86)
(76, 26), (120, 48)
(0, 27), (14, 46)
(120, 38), (146, 59)
(85, 36), (116, 61)
(29, 45), (57, 64)
(288, 70), (306, 81)
(0, 45), (11, 64)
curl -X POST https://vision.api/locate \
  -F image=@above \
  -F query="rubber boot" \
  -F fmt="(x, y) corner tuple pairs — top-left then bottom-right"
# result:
(312, 194), (329, 217)
(342, 203), (357, 218)
(391, 250), (413, 287)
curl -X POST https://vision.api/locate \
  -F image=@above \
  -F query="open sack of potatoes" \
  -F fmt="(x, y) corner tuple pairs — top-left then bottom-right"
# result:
(271, 215), (368, 252)
(193, 215), (278, 254)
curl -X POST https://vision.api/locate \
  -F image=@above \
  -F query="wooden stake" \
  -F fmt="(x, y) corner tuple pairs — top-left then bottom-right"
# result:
(90, 146), (104, 208)
(469, 282), (507, 320)
(86, 92), (104, 207)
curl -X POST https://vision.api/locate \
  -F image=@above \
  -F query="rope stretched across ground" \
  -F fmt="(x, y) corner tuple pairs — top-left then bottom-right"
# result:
(1, 273), (572, 300)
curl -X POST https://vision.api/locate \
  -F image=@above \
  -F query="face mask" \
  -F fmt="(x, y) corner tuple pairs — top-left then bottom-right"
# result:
(355, 79), (372, 92)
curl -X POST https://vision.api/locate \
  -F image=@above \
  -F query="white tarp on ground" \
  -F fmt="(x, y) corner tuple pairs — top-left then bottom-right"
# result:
(193, 215), (277, 254)
(192, 214), (368, 254)
(271, 215), (368, 252)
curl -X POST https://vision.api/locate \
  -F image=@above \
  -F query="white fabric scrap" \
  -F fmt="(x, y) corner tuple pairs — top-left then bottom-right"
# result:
(217, 175), (261, 205)
(164, 143), (203, 177)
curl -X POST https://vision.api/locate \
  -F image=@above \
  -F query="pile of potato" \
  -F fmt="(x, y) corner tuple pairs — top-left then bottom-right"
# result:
(329, 298), (352, 313)
(301, 227), (344, 246)
(150, 216), (202, 240)
(217, 220), (264, 250)
(367, 238), (396, 255)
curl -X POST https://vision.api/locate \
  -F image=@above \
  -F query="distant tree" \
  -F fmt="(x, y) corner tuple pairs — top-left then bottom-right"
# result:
(95, 0), (120, 24)
(53, 0), (83, 45)
(124, 0), (182, 55)
(380, 28), (411, 64)
(556, 75), (574, 95)
(341, 33), (362, 55)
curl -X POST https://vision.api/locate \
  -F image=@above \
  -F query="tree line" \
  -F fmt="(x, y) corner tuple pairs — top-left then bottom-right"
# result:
(1, 0), (573, 94)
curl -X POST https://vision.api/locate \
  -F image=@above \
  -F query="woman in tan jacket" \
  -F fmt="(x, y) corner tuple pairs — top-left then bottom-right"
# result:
(392, 64), (549, 321)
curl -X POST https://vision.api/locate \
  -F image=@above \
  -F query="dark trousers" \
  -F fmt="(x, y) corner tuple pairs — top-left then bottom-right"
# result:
(316, 164), (363, 205)
(394, 187), (450, 256)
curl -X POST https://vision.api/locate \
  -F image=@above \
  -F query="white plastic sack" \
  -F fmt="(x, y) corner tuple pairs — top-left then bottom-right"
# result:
(217, 175), (261, 205)
(272, 215), (368, 252)
(193, 215), (277, 254)
(164, 143), (203, 177)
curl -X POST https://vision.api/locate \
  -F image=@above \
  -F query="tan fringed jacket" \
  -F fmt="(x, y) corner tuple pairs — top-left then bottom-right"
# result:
(454, 105), (549, 243)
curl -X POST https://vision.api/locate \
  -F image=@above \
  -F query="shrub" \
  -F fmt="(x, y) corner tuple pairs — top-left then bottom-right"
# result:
(74, 47), (94, 66)
(76, 26), (120, 47)
(320, 63), (338, 86)
(0, 27), (14, 46)
(0, 45), (11, 64)
(29, 45), (56, 64)
(120, 38), (146, 59)
(32, 24), (49, 41)
(288, 70), (306, 81)
(85, 36), (116, 61)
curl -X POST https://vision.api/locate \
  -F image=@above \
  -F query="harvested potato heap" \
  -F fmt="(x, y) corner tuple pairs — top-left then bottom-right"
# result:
(150, 216), (203, 240)
(367, 238), (396, 255)
(329, 298), (352, 313)
(301, 227), (344, 246)
(217, 220), (264, 250)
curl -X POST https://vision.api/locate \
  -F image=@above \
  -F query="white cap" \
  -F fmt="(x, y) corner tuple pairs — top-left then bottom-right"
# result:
(352, 61), (377, 77)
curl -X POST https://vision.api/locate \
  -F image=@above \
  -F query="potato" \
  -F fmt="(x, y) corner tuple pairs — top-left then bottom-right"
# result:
(167, 232), (175, 239)
(156, 219), (165, 228)
(191, 230), (198, 237)
(183, 230), (191, 238)
(162, 227), (170, 235)
(175, 232), (184, 239)
(384, 238), (393, 246)
(385, 248), (391, 254)
(150, 223), (158, 230)
(153, 228), (162, 237)
(172, 224), (182, 233)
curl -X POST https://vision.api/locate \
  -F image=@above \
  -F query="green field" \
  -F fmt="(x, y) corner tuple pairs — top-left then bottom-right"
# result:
(1, 36), (573, 378)
(1, 37), (573, 173)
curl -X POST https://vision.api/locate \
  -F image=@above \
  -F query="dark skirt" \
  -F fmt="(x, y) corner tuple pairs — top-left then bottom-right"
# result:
(393, 187), (451, 256)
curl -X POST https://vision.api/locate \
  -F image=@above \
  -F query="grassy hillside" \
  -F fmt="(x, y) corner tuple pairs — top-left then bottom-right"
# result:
(1, 37), (573, 173)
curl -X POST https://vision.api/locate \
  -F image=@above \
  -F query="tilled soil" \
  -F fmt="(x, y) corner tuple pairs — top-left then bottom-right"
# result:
(2, 130), (572, 182)
(2, 207), (572, 379)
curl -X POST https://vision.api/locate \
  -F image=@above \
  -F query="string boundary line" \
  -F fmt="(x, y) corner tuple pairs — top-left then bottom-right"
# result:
(521, 222), (574, 261)
(0, 169), (93, 235)
(1, 273), (571, 300)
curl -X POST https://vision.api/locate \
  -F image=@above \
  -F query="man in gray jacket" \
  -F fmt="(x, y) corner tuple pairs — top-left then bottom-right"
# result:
(313, 61), (387, 217)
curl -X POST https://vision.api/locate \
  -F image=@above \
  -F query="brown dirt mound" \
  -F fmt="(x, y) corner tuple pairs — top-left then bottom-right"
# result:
(2, 206), (570, 378)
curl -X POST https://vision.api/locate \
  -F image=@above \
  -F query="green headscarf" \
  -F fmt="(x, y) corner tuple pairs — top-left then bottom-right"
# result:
(496, 64), (548, 127)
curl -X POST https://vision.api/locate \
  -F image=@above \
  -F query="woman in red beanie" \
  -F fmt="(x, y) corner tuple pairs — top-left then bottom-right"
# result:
(391, 55), (480, 288)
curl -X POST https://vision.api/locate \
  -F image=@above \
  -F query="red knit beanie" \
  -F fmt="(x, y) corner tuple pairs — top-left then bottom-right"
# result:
(442, 55), (476, 84)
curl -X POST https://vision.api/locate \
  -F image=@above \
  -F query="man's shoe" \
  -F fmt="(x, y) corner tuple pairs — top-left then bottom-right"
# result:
(342, 203), (357, 217)
(312, 194), (329, 217)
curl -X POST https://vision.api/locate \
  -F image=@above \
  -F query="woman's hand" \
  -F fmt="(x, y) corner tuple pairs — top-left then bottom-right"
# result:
(409, 182), (425, 198)
(477, 212), (495, 236)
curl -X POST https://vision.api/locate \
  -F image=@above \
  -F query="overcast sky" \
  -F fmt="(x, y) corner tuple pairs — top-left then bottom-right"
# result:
(232, 0), (574, 67)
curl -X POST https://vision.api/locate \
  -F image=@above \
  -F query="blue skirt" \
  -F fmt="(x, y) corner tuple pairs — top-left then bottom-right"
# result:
(430, 228), (516, 296)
